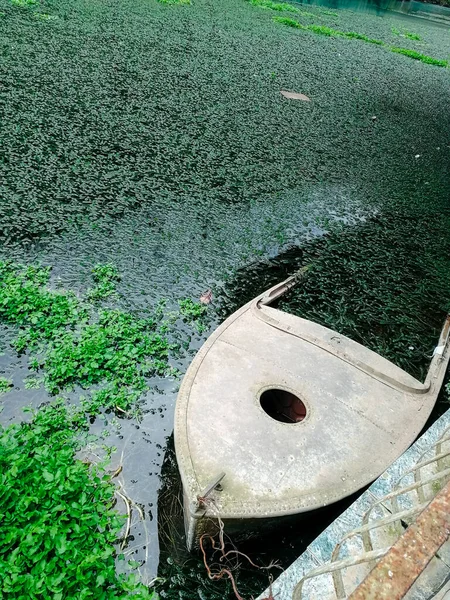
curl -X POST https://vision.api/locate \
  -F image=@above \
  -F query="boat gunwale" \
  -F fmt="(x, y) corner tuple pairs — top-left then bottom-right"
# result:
(253, 304), (428, 395)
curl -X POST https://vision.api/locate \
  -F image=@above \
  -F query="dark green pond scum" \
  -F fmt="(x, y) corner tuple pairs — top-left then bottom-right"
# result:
(0, 0), (450, 598)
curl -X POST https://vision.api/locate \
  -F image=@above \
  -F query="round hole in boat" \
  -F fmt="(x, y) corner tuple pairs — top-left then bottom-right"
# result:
(259, 389), (307, 424)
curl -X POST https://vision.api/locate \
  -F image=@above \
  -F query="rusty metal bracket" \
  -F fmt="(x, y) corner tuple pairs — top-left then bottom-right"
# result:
(349, 480), (450, 600)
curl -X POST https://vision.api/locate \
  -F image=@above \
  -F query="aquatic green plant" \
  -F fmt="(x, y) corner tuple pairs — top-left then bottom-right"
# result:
(274, 18), (446, 66)
(248, 0), (320, 18)
(34, 12), (58, 20)
(0, 263), (208, 405)
(224, 210), (450, 382)
(277, 213), (450, 381)
(248, 0), (299, 11)
(404, 31), (421, 41)
(88, 263), (121, 302)
(0, 262), (175, 407)
(0, 263), (84, 333)
(274, 19), (384, 44)
(391, 47), (447, 67)
(24, 376), (42, 389)
(0, 261), (214, 598)
(10, 0), (36, 6)
(179, 298), (207, 320)
(306, 24), (336, 36)
(273, 15), (303, 28)
(301, 10), (322, 17)
(42, 308), (171, 394)
(0, 377), (12, 394)
(392, 27), (422, 41)
(179, 298), (209, 333)
(157, 0), (191, 4)
(344, 31), (384, 45)
(0, 401), (155, 599)
(319, 9), (339, 16)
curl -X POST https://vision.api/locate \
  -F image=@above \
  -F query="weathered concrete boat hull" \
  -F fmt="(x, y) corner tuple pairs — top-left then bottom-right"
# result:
(175, 274), (450, 551)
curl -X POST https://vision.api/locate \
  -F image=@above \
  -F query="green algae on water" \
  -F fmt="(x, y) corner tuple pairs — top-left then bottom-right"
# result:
(274, 17), (447, 66)
(391, 47), (448, 67)
(248, 0), (300, 11)
(157, 0), (191, 4)
(345, 31), (384, 44)
(0, 377), (12, 394)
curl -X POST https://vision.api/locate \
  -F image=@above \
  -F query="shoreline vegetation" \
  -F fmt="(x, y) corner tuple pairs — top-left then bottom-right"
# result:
(0, 262), (209, 599)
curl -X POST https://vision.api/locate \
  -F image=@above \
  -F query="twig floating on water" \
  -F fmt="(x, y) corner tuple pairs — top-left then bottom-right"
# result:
(115, 489), (132, 550)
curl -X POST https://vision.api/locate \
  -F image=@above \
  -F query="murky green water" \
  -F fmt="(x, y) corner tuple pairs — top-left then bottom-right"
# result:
(1, 0), (450, 597)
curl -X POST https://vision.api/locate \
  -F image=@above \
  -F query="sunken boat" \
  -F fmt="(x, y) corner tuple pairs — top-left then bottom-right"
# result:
(174, 271), (450, 550)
